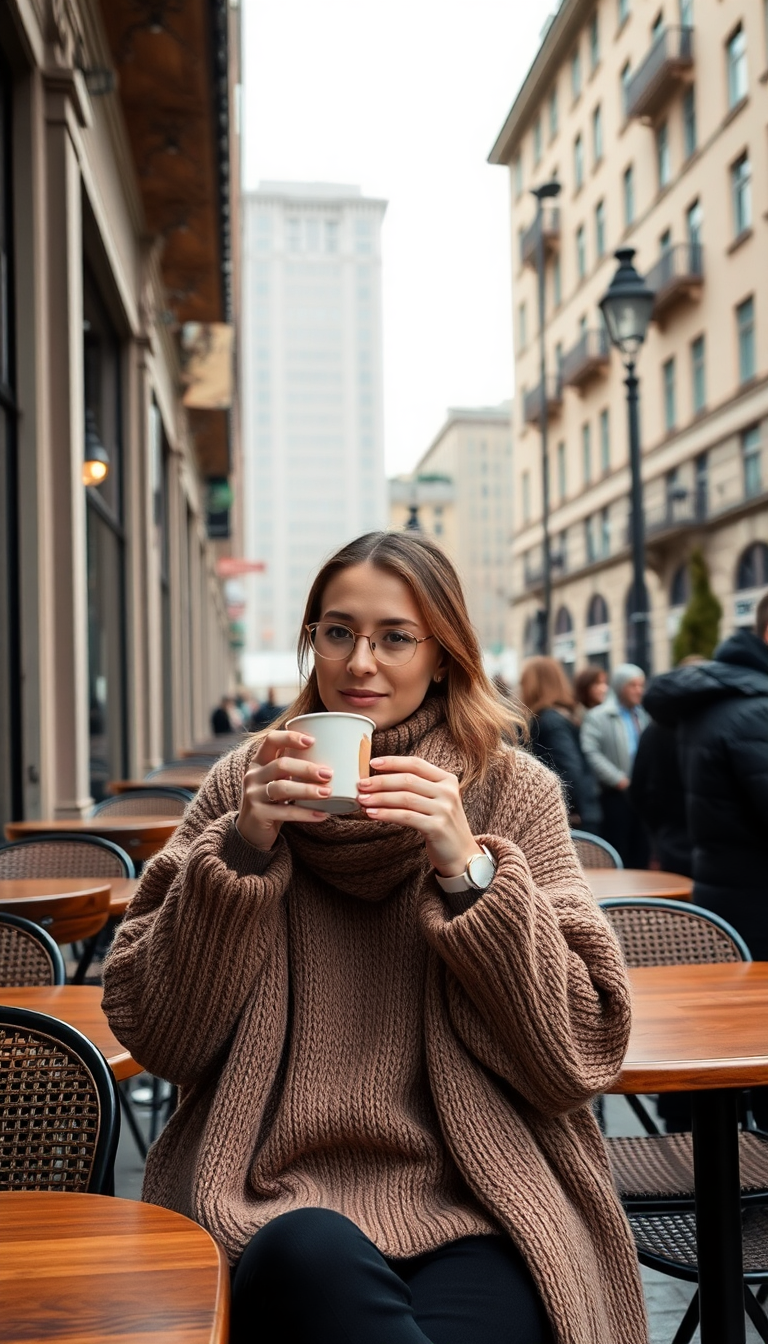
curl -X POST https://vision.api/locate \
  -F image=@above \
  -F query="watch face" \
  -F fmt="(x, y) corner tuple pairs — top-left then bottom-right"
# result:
(467, 852), (495, 890)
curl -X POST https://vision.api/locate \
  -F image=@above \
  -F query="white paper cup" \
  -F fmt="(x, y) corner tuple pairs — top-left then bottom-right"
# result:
(286, 711), (376, 814)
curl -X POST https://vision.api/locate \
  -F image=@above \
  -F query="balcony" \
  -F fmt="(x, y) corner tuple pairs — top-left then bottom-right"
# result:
(645, 243), (704, 323)
(523, 376), (563, 427)
(625, 27), (694, 122)
(520, 208), (561, 270)
(560, 329), (610, 391)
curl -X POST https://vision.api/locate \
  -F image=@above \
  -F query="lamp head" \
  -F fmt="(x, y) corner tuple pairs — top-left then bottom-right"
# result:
(532, 179), (561, 201)
(83, 409), (110, 487)
(599, 248), (655, 360)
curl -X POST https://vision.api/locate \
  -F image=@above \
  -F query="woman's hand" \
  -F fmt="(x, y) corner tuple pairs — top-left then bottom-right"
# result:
(237, 730), (332, 850)
(357, 756), (484, 877)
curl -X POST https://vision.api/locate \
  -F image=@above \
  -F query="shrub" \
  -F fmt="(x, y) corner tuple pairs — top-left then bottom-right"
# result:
(672, 548), (722, 664)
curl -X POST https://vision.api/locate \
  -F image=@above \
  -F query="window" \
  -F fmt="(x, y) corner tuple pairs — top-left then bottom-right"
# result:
(552, 253), (562, 308)
(742, 426), (762, 498)
(518, 302), (527, 350)
(522, 471), (531, 522)
(533, 117), (543, 165)
(663, 357), (677, 430)
(574, 133), (584, 189)
(695, 451), (708, 518)
(576, 224), (587, 279)
(620, 61), (632, 117)
(571, 46), (582, 100)
(683, 86), (697, 158)
(731, 153), (752, 236)
(652, 12), (664, 38)
(727, 25), (748, 108)
(623, 164), (635, 226)
(554, 341), (564, 376)
(582, 422), (592, 483)
(618, 0), (630, 26)
(548, 85), (558, 140)
(737, 296), (756, 383)
(691, 335), (706, 413)
(599, 408), (610, 472)
(585, 515), (597, 563)
(592, 104), (603, 164)
(595, 198), (606, 257)
(325, 219), (339, 252)
(679, 0), (693, 24)
(514, 154), (523, 199)
(659, 227), (672, 254)
(737, 542), (768, 589)
(686, 198), (702, 248)
(656, 121), (671, 188)
(587, 593), (609, 625)
(600, 507), (611, 557)
(557, 441), (567, 500)
(579, 311), (588, 337)
(590, 12), (600, 69)
(286, 217), (302, 251)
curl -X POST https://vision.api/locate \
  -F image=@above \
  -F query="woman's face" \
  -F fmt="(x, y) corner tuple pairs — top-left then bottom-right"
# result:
(591, 674), (609, 706)
(312, 562), (447, 731)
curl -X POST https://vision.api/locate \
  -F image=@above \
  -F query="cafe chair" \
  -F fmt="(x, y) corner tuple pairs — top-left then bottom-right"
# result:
(0, 1005), (119, 1194)
(145, 760), (212, 784)
(92, 787), (193, 818)
(571, 831), (623, 869)
(0, 912), (66, 986)
(601, 898), (768, 1344)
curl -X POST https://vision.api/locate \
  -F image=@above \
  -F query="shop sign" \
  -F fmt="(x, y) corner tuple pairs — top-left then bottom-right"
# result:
(734, 590), (760, 627)
(583, 623), (611, 655)
(553, 635), (576, 663)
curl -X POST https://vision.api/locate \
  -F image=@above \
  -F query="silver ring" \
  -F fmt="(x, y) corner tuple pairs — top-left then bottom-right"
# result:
(265, 780), (276, 803)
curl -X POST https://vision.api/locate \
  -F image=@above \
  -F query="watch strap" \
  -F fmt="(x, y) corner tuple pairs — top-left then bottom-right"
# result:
(434, 845), (496, 895)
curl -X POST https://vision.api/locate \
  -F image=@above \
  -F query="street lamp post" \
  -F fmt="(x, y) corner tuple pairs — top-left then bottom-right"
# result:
(599, 248), (656, 675)
(532, 179), (561, 656)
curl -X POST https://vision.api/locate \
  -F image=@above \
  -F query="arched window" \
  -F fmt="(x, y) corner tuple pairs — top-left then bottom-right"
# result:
(586, 593), (609, 626)
(554, 605), (573, 635)
(670, 561), (690, 608)
(736, 542), (768, 590)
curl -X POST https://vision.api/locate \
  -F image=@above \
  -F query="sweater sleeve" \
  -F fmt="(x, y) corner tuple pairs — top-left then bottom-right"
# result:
(102, 747), (292, 1087)
(417, 754), (631, 1115)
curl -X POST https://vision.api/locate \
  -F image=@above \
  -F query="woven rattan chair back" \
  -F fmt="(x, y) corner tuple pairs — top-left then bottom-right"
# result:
(92, 788), (192, 818)
(0, 913), (65, 986)
(601, 898), (751, 967)
(0, 1006), (119, 1193)
(0, 835), (135, 880)
(571, 830), (623, 869)
(144, 762), (209, 784)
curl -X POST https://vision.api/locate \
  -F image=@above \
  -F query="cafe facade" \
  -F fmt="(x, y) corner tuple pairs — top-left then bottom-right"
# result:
(0, 0), (242, 826)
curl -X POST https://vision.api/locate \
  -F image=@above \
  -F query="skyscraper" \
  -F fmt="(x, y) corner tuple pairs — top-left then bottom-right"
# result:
(242, 182), (387, 668)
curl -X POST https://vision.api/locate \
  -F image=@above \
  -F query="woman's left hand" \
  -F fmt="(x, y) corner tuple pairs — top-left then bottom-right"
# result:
(357, 756), (484, 878)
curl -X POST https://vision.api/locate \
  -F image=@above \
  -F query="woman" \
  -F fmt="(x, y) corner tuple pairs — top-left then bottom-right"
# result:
(519, 656), (603, 834)
(103, 532), (645, 1344)
(574, 665), (609, 717)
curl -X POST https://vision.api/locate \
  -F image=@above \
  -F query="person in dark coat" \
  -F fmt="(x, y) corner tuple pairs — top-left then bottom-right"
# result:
(630, 719), (694, 877)
(643, 595), (768, 956)
(519, 657), (603, 833)
(211, 697), (235, 735)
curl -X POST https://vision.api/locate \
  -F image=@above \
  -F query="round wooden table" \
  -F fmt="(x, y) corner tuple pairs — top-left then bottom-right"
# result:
(4, 817), (179, 863)
(585, 868), (693, 901)
(0, 1192), (229, 1343)
(0, 878), (111, 944)
(0, 985), (141, 1080)
(108, 876), (140, 917)
(609, 962), (768, 1344)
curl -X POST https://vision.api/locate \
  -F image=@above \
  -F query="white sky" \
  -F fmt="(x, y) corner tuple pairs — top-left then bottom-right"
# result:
(241, 0), (555, 476)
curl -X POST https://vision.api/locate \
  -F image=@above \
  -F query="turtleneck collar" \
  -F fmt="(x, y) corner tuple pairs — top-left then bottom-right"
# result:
(370, 692), (446, 759)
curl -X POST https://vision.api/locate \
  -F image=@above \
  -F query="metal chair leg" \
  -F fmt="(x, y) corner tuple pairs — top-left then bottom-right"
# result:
(670, 1291), (700, 1344)
(758, 1282), (768, 1306)
(119, 1085), (148, 1160)
(745, 1287), (768, 1343)
(625, 1093), (663, 1136)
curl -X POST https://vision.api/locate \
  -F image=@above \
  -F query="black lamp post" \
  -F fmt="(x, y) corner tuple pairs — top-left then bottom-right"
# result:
(599, 248), (655, 674)
(532, 179), (561, 655)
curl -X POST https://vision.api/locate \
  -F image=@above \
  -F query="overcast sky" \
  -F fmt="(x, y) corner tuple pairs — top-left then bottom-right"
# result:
(241, 0), (554, 476)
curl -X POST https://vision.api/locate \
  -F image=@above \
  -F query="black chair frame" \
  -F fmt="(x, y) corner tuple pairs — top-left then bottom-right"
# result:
(571, 829), (623, 869)
(0, 911), (66, 985)
(0, 834), (136, 879)
(91, 786), (194, 815)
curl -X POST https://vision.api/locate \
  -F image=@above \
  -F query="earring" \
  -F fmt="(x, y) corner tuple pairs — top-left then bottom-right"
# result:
(434, 674), (443, 683)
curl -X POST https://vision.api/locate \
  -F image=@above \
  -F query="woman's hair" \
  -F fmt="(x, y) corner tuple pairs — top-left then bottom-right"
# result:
(573, 664), (608, 709)
(519, 657), (575, 716)
(271, 531), (526, 791)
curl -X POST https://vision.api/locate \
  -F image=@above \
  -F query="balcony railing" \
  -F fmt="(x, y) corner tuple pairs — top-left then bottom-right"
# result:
(645, 243), (704, 323)
(625, 26), (694, 121)
(523, 376), (563, 426)
(520, 208), (561, 270)
(560, 329), (610, 391)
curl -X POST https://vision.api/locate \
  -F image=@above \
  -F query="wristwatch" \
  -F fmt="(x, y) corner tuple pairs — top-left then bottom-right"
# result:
(434, 845), (496, 895)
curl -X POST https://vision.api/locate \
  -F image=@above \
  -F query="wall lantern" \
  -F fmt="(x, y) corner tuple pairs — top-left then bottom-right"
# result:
(82, 409), (110, 486)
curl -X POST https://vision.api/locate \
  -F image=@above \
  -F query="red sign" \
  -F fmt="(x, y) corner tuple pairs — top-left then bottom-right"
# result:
(215, 558), (267, 577)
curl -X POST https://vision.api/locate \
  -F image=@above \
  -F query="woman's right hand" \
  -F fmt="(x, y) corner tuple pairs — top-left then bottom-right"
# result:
(236, 729), (333, 850)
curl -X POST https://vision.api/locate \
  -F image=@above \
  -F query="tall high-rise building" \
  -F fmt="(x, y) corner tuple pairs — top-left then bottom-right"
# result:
(242, 183), (387, 668)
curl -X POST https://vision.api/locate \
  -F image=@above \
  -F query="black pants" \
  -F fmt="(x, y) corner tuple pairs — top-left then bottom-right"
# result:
(230, 1208), (553, 1344)
(600, 788), (649, 869)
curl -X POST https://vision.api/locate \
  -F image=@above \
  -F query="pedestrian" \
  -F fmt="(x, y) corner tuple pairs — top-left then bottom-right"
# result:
(642, 594), (768, 956)
(103, 530), (645, 1344)
(210, 695), (234, 735)
(573, 666), (609, 719)
(249, 687), (284, 730)
(581, 664), (650, 868)
(519, 657), (602, 834)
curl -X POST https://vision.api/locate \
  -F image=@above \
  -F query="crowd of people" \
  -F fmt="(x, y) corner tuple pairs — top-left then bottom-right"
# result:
(211, 688), (285, 736)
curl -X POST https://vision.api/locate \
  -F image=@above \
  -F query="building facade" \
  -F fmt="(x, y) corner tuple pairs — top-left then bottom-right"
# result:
(0, 0), (241, 825)
(490, 0), (768, 675)
(389, 404), (514, 654)
(242, 183), (388, 670)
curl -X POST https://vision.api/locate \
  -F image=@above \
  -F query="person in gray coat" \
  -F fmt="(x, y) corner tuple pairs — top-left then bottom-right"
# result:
(581, 664), (650, 867)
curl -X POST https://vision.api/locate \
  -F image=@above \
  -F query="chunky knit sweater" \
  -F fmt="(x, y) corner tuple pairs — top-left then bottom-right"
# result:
(102, 697), (648, 1344)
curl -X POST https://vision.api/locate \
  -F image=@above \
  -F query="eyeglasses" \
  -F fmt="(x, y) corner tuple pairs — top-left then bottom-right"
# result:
(306, 622), (434, 667)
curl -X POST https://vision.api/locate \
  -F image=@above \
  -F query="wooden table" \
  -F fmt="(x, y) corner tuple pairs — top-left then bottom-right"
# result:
(4, 816), (179, 863)
(585, 867), (693, 901)
(0, 985), (141, 1080)
(0, 878), (111, 944)
(0, 1192), (229, 1343)
(108, 876), (140, 917)
(609, 962), (768, 1344)
(108, 776), (205, 794)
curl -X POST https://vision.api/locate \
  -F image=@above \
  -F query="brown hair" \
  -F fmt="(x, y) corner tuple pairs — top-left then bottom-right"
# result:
(519, 657), (575, 716)
(574, 664), (608, 709)
(270, 531), (525, 791)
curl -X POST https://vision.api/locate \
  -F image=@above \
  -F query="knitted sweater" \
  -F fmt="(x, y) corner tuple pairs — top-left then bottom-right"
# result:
(102, 698), (648, 1344)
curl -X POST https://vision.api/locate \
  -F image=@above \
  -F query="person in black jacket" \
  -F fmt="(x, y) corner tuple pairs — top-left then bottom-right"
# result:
(643, 594), (768, 956)
(519, 657), (603, 834)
